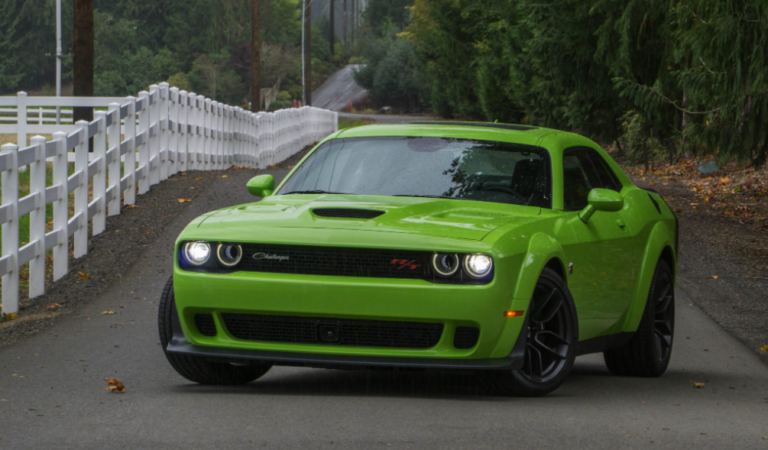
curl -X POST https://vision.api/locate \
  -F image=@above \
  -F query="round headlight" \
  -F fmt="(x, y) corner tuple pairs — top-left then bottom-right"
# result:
(464, 254), (493, 278)
(217, 243), (243, 267)
(184, 242), (211, 265)
(432, 253), (460, 277)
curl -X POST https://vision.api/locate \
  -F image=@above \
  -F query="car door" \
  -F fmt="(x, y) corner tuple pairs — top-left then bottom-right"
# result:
(562, 147), (638, 339)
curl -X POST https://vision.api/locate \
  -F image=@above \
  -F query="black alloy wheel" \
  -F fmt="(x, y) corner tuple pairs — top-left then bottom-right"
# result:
(604, 259), (675, 377)
(479, 267), (577, 396)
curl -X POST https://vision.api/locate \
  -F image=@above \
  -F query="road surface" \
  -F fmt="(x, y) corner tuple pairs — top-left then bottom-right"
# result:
(0, 168), (766, 449)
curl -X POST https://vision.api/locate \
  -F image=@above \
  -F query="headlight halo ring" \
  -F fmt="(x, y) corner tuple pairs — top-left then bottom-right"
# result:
(184, 241), (212, 266)
(216, 243), (243, 267)
(463, 253), (493, 278)
(431, 252), (460, 277)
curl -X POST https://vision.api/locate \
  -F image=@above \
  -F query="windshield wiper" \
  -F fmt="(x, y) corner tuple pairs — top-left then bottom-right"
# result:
(281, 189), (351, 195)
(393, 194), (469, 200)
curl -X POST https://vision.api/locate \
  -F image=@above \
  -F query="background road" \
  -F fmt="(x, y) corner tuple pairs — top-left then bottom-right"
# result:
(0, 168), (767, 449)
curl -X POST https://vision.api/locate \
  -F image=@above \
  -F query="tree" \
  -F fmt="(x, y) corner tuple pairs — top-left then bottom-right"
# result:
(252, 0), (260, 111)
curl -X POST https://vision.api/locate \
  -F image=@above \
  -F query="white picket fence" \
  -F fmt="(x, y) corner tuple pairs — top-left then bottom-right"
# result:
(0, 82), (338, 316)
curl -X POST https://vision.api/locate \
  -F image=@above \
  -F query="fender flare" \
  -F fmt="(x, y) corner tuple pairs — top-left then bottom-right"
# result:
(618, 221), (677, 332)
(489, 233), (568, 358)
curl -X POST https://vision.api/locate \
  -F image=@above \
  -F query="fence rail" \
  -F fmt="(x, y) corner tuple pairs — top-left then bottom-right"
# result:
(0, 83), (338, 316)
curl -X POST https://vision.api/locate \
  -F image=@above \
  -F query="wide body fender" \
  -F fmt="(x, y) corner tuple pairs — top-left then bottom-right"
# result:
(616, 221), (677, 333)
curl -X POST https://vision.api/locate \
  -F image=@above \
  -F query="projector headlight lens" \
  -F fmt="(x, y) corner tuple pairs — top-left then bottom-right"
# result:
(217, 243), (243, 267)
(184, 242), (211, 265)
(432, 253), (460, 277)
(464, 254), (493, 278)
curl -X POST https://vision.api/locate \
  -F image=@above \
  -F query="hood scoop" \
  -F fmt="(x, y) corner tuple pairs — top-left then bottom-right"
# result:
(312, 208), (386, 219)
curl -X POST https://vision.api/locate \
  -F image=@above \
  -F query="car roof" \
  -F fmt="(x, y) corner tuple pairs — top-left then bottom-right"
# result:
(333, 122), (595, 152)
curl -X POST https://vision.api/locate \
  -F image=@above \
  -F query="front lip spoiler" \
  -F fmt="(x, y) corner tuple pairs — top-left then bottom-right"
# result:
(166, 339), (525, 371)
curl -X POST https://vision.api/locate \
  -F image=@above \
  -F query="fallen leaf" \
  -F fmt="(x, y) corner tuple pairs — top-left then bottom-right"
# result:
(77, 271), (88, 281)
(3, 313), (17, 320)
(760, 345), (768, 353)
(46, 303), (61, 310)
(104, 378), (125, 393)
(194, 177), (203, 181)
(221, 175), (228, 178)
(178, 198), (192, 203)
(288, 165), (295, 169)
(101, 311), (116, 315)
(125, 204), (138, 209)
(710, 275), (719, 280)
(693, 382), (704, 388)
(649, 182), (656, 186)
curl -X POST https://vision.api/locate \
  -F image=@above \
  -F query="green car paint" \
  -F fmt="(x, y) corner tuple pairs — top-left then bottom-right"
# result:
(169, 122), (677, 365)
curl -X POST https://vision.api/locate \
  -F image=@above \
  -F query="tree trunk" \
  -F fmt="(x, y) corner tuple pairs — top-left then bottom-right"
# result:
(73, 0), (93, 123)
(351, 0), (355, 44)
(643, 136), (649, 173)
(304, 0), (312, 106)
(330, 0), (335, 56)
(251, 0), (261, 112)
(343, 0), (347, 43)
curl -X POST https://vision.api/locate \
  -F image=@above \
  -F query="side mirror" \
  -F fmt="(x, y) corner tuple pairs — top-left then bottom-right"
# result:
(579, 188), (624, 223)
(247, 174), (275, 198)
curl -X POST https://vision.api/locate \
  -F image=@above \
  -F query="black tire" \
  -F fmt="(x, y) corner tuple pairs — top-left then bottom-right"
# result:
(158, 277), (272, 385)
(479, 267), (578, 397)
(603, 259), (674, 377)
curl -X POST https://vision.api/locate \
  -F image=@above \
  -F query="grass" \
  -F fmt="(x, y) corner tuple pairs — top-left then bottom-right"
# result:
(338, 117), (374, 130)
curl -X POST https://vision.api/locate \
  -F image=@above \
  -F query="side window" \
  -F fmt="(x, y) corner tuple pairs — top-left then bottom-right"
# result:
(562, 151), (594, 211)
(586, 151), (622, 192)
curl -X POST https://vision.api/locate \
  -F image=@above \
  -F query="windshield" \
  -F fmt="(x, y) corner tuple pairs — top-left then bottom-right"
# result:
(278, 137), (552, 207)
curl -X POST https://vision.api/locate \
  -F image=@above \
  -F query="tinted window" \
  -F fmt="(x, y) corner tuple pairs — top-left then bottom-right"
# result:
(279, 137), (552, 207)
(562, 148), (622, 211)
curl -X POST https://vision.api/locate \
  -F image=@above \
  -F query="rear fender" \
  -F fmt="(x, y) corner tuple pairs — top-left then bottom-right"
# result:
(618, 222), (676, 332)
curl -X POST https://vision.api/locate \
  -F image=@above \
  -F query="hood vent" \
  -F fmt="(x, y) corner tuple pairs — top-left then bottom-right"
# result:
(312, 208), (386, 219)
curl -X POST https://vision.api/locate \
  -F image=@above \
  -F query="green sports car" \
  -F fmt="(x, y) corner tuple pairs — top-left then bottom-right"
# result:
(159, 121), (678, 396)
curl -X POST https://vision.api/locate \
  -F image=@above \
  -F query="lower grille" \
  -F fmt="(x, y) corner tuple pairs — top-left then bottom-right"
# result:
(222, 313), (444, 349)
(194, 314), (217, 337)
(453, 326), (479, 349)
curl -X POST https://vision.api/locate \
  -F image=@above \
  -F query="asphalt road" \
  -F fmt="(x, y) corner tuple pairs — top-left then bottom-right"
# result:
(1, 169), (767, 449)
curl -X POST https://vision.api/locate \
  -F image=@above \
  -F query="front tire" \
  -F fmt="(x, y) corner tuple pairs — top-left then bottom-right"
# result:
(603, 259), (674, 377)
(158, 277), (272, 385)
(480, 267), (578, 397)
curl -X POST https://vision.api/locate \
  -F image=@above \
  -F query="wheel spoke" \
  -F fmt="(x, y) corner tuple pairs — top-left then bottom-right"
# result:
(532, 288), (563, 324)
(656, 283), (673, 315)
(654, 322), (672, 350)
(532, 331), (569, 360)
(525, 342), (544, 381)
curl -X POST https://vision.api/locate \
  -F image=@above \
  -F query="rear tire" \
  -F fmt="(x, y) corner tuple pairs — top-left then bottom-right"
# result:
(158, 277), (272, 385)
(603, 259), (674, 377)
(479, 267), (578, 397)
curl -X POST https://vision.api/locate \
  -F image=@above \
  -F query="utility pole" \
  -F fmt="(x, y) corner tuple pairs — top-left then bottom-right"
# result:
(351, 0), (355, 44)
(343, 0), (347, 43)
(56, 0), (62, 124)
(329, 0), (335, 56)
(251, 0), (260, 112)
(303, 0), (312, 106)
(73, 0), (94, 123)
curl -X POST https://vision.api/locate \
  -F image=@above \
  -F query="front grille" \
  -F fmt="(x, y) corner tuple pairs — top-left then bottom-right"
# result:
(222, 313), (444, 349)
(240, 243), (433, 280)
(454, 326), (479, 349)
(312, 208), (385, 219)
(194, 314), (217, 337)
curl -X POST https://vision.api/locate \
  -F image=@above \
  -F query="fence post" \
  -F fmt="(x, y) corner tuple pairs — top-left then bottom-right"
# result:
(169, 87), (179, 176)
(107, 103), (121, 216)
(210, 101), (218, 171)
(204, 98), (212, 171)
(123, 96), (137, 205)
(149, 85), (160, 186)
(52, 132), (68, 281)
(92, 112), (107, 235)
(188, 94), (198, 171)
(73, 120), (88, 258)
(178, 90), (189, 173)
(16, 92), (27, 148)
(1, 144), (19, 314)
(28, 136), (47, 298)
(137, 91), (150, 194)
(159, 82), (170, 180)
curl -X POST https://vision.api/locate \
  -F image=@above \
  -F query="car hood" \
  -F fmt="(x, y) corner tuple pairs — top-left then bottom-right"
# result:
(198, 194), (542, 241)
